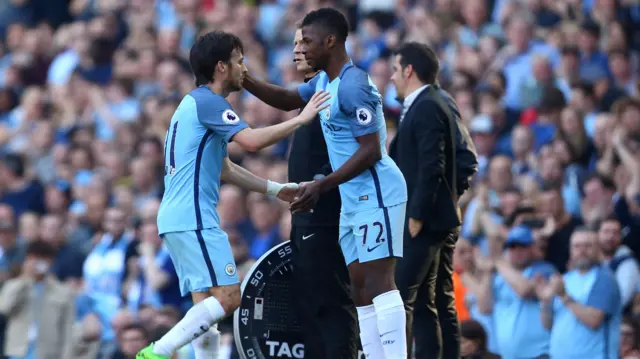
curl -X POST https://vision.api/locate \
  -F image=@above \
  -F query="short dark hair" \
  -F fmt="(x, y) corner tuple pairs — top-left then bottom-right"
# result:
(394, 42), (440, 85)
(460, 319), (488, 350)
(584, 173), (616, 191)
(571, 80), (595, 98)
(189, 31), (244, 86)
(608, 48), (630, 60)
(26, 240), (57, 259)
(301, 8), (349, 42)
(538, 87), (566, 113)
(1, 152), (25, 177)
(596, 215), (620, 231)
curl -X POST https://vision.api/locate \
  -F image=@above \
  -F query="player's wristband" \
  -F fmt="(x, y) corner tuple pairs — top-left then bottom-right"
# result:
(266, 180), (285, 196)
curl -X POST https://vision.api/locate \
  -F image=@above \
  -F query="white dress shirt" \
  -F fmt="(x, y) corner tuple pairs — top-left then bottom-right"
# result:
(400, 84), (430, 123)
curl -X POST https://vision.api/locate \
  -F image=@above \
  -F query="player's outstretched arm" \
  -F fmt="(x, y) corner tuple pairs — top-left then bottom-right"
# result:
(221, 158), (299, 202)
(232, 91), (330, 152)
(243, 73), (306, 112)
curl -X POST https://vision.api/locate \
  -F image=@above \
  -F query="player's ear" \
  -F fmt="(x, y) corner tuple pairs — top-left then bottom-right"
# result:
(325, 34), (335, 49)
(217, 61), (226, 74)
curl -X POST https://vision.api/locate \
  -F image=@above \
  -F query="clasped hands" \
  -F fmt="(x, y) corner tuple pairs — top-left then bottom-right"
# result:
(276, 181), (321, 213)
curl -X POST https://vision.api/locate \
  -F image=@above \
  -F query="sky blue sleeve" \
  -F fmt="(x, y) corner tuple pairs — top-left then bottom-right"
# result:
(586, 268), (621, 315)
(192, 91), (249, 143)
(338, 72), (380, 138)
(297, 75), (319, 103)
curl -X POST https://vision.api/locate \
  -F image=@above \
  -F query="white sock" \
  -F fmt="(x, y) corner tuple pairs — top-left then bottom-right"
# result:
(192, 325), (220, 359)
(373, 290), (407, 359)
(356, 305), (385, 359)
(153, 296), (226, 356)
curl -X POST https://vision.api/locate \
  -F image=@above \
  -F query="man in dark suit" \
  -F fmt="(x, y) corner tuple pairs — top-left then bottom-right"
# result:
(389, 42), (478, 359)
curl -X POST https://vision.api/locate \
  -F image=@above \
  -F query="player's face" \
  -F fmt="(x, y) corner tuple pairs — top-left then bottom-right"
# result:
(300, 25), (329, 70)
(390, 54), (409, 101)
(293, 29), (313, 73)
(225, 48), (246, 92)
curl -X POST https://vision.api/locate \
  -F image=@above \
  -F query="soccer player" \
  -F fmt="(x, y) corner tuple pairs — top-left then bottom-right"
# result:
(243, 9), (408, 359)
(136, 31), (330, 359)
(289, 24), (358, 359)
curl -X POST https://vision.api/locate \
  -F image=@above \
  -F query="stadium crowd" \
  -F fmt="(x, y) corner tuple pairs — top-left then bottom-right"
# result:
(0, 0), (639, 358)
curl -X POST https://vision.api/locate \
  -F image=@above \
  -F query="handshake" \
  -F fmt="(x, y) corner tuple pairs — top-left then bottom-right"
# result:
(267, 180), (321, 213)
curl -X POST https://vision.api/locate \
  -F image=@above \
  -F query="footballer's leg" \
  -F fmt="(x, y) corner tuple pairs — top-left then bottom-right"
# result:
(340, 214), (386, 359)
(350, 203), (408, 359)
(138, 228), (239, 359)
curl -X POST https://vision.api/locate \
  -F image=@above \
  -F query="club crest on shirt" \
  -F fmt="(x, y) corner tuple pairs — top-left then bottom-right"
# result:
(222, 109), (240, 124)
(322, 107), (331, 120)
(356, 108), (372, 125)
(225, 263), (237, 276)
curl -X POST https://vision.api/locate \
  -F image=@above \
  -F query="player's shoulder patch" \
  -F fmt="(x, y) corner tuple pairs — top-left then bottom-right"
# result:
(222, 109), (240, 125)
(356, 107), (373, 125)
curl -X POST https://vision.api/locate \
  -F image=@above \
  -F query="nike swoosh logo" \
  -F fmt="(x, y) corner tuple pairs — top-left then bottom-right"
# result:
(367, 243), (383, 252)
(302, 233), (315, 240)
(380, 330), (395, 337)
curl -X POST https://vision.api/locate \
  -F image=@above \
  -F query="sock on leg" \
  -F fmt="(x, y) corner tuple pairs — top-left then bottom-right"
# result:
(356, 305), (386, 359)
(153, 296), (226, 356)
(373, 290), (407, 359)
(192, 325), (221, 359)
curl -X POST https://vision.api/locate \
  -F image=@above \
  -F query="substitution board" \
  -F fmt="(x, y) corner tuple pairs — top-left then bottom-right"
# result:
(234, 241), (364, 358)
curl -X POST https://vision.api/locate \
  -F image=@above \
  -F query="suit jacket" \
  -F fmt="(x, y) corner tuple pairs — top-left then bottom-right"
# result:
(0, 276), (75, 359)
(389, 85), (462, 233)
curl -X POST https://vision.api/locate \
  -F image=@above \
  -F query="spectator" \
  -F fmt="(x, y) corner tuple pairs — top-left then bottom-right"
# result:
(460, 319), (500, 359)
(598, 216), (640, 311)
(620, 317), (640, 359)
(478, 225), (556, 359)
(248, 195), (281, 260)
(114, 323), (150, 359)
(0, 152), (45, 217)
(538, 182), (583, 273)
(39, 213), (86, 284)
(0, 240), (75, 359)
(82, 207), (138, 346)
(538, 228), (622, 359)
(217, 184), (256, 242)
(0, 204), (24, 283)
(453, 238), (497, 353)
(125, 221), (181, 313)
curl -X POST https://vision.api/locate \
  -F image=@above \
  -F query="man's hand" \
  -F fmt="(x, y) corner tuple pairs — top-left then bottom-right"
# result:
(276, 183), (300, 202)
(298, 91), (331, 124)
(474, 247), (495, 273)
(549, 274), (565, 297)
(138, 241), (155, 258)
(534, 274), (555, 302)
(408, 218), (423, 238)
(290, 181), (321, 213)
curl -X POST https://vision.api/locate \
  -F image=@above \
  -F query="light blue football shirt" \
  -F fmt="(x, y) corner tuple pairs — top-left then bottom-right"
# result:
(492, 261), (556, 359)
(549, 265), (621, 359)
(157, 86), (248, 234)
(297, 61), (407, 213)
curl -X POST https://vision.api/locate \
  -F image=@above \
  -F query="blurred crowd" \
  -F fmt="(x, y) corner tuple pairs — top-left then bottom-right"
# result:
(0, 0), (639, 358)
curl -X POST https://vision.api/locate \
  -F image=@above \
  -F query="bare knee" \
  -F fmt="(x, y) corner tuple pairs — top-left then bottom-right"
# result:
(350, 259), (397, 304)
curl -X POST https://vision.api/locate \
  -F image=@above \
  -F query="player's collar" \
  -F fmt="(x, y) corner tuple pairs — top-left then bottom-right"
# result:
(338, 60), (354, 79)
